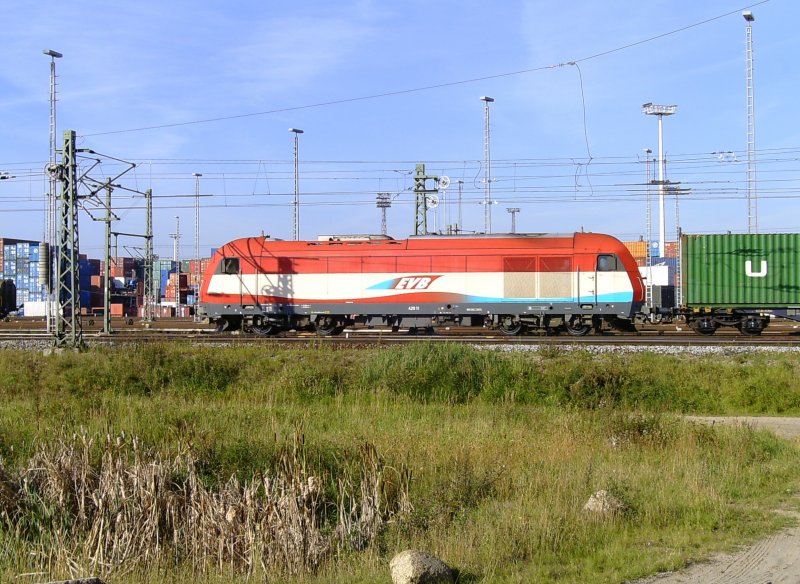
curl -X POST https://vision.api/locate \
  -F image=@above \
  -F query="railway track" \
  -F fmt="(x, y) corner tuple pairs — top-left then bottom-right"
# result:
(2, 318), (800, 347)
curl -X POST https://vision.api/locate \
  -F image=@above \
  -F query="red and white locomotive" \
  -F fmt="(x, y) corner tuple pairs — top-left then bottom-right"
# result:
(198, 232), (644, 335)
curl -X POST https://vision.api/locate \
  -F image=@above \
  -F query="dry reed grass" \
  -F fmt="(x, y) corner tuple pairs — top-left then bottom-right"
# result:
(1, 429), (410, 580)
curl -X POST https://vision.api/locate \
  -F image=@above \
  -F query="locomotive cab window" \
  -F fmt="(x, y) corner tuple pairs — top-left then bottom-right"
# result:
(596, 254), (621, 272)
(223, 257), (240, 275)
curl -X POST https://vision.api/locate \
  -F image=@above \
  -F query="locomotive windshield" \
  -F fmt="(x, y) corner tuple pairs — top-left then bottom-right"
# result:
(596, 254), (622, 272)
(223, 257), (239, 274)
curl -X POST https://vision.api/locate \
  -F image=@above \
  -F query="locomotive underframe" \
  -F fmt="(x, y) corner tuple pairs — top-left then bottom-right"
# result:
(201, 298), (636, 336)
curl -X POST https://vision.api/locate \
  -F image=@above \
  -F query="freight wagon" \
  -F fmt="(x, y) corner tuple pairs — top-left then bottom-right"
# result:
(198, 232), (644, 336)
(680, 233), (800, 335)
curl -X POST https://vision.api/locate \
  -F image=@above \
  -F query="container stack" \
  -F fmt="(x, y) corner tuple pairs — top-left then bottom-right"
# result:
(163, 272), (191, 305)
(1, 238), (44, 309)
(109, 257), (137, 289)
(187, 258), (211, 306)
(622, 240), (648, 266)
(153, 259), (177, 301)
(79, 258), (103, 313)
(0, 234), (210, 318)
(663, 241), (679, 258)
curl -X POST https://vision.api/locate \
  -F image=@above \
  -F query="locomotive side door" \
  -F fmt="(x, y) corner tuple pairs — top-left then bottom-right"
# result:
(222, 256), (243, 303)
(576, 255), (596, 306)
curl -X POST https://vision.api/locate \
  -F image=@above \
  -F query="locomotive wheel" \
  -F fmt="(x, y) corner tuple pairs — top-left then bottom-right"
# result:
(215, 316), (242, 333)
(315, 317), (343, 336)
(564, 317), (591, 337)
(497, 315), (523, 336)
(251, 323), (279, 336)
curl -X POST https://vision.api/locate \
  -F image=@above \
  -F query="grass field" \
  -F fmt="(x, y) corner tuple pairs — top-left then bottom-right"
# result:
(0, 342), (798, 583)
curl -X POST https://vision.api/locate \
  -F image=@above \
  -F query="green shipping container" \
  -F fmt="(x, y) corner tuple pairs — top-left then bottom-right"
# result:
(681, 233), (800, 307)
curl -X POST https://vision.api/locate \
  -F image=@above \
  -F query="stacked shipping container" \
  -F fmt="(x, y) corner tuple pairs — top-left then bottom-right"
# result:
(1, 238), (44, 309)
(1, 237), (227, 318)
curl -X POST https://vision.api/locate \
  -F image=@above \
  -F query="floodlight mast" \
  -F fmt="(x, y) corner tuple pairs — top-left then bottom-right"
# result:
(506, 207), (520, 233)
(743, 10), (757, 233)
(376, 192), (391, 235)
(43, 49), (62, 334)
(480, 96), (495, 234)
(289, 128), (304, 240)
(642, 103), (676, 257)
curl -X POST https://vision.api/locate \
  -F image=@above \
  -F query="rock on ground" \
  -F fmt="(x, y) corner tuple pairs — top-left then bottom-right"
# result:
(390, 549), (454, 584)
(583, 489), (626, 516)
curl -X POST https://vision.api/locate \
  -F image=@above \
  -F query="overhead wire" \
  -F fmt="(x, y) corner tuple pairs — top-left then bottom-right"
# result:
(80, 1), (771, 138)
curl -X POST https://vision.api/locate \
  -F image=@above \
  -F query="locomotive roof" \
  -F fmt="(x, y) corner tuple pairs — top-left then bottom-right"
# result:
(217, 232), (624, 255)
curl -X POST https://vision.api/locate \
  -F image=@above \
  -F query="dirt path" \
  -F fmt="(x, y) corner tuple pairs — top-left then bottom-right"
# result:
(634, 417), (800, 584)
(686, 416), (800, 440)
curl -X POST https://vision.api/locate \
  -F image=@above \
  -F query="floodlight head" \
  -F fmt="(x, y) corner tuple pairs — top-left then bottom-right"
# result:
(642, 103), (677, 116)
(43, 49), (63, 58)
(479, 96), (495, 103)
(192, 172), (202, 177)
(288, 128), (304, 134)
(743, 10), (754, 22)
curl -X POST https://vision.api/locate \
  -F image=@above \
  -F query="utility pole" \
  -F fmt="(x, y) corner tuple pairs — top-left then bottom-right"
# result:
(413, 164), (441, 236)
(54, 130), (83, 348)
(193, 173), (202, 321)
(142, 189), (154, 323)
(456, 180), (464, 233)
(644, 148), (654, 314)
(102, 179), (114, 335)
(170, 216), (181, 312)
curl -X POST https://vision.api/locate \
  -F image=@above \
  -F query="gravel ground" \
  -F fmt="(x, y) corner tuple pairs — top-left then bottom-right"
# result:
(481, 343), (800, 355)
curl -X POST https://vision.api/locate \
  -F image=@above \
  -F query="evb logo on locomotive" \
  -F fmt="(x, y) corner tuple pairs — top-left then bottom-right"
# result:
(369, 275), (442, 290)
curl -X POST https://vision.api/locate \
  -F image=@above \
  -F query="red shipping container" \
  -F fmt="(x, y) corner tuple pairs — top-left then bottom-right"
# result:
(110, 303), (124, 316)
(168, 273), (189, 287)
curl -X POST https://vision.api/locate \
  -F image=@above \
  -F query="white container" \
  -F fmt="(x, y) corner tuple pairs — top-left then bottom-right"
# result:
(21, 300), (47, 317)
(639, 264), (674, 287)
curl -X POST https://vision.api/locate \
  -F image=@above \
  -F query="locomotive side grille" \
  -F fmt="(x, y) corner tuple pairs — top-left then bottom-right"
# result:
(503, 273), (536, 298)
(538, 273), (572, 300)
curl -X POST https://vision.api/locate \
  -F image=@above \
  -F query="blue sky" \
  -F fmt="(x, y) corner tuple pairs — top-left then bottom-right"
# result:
(0, 0), (797, 261)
